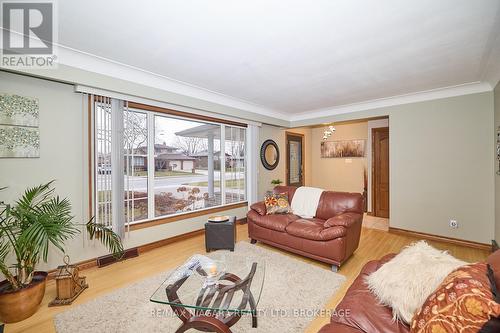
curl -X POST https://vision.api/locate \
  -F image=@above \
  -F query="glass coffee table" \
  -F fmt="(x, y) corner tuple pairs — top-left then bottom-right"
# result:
(150, 253), (265, 333)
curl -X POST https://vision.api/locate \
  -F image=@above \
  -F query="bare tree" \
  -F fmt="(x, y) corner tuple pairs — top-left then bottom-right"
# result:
(124, 111), (148, 152)
(175, 136), (207, 156)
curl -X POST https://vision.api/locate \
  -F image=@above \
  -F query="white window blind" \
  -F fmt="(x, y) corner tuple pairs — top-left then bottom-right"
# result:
(246, 124), (259, 205)
(92, 95), (125, 237)
(224, 125), (246, 204)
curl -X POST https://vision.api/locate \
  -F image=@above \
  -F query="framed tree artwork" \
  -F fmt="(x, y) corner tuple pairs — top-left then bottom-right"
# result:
(321, 139), (366, 158)
(0, 93), (40, 158)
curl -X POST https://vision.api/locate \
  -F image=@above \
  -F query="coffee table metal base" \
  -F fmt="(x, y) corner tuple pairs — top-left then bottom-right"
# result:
(172, 310), (257, 333)
(166, 264), (258, 333)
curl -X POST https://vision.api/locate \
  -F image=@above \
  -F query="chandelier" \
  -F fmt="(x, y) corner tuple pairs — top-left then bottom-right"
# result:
(322, 125), (336, 141)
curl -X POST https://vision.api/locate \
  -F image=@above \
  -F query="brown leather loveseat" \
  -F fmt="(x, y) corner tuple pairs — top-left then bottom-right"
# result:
(247, 186), (364, 271)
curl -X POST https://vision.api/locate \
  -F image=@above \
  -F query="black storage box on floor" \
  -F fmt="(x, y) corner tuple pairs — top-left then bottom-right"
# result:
(205, 216), (236, 252)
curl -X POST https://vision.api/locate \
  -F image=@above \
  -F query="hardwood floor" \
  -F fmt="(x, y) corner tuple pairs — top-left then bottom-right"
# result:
(6, 224), (489, 333)
(362, 213), (389, 231)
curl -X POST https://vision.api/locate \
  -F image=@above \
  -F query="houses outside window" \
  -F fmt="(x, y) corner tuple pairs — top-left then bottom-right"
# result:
(94, 99), (247, 226)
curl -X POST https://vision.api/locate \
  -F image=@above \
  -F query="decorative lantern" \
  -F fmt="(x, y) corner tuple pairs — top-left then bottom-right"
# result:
(48, 255), (88, 306)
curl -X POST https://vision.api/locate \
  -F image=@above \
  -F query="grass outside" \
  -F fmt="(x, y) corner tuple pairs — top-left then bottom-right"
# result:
(195, 167), (244, 173)
(97, 190), (147, 201)
(184, 178), (245, 190)
(226, 167), (245, 173)
(133, 170), (200, 177)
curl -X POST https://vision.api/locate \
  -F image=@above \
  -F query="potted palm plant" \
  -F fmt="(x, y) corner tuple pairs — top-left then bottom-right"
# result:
(0, 182), (123, 323)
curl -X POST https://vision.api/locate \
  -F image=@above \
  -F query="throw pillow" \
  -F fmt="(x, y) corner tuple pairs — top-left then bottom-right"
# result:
(264, 192), (292, 215)
(410, 262), (500, 333)
(365, 241), (466, 324)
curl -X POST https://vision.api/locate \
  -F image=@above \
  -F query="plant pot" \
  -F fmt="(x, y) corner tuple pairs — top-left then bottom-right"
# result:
(0, 271), (47, 323)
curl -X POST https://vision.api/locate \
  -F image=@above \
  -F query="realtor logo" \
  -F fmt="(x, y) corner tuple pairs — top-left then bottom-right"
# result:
(1, 1), (57, 68)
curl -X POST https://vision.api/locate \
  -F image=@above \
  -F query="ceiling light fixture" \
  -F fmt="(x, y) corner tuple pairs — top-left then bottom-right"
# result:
(323, 124), (336, 141)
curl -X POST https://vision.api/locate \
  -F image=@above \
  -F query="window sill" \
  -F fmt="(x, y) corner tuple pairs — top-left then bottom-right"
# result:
(128, 201), (248, 231)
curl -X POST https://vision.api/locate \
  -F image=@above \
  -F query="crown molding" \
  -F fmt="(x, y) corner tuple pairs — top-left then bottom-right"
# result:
(2, 28), (285, 122)
(56, 45), (289, 120)
(479, 2), (500, 89)
(60, 44), (493, 124)
(289, 82), (493, 122)
(59, 46), (494, 125)
(4, 41), (496, 126)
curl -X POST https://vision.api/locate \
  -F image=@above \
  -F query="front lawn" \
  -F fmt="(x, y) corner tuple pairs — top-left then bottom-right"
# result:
(184, 178), (245, 190)
(133, 170), (200, 177)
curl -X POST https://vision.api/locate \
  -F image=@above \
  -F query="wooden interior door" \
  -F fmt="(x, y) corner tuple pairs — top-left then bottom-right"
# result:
(373, 127), (389, 218)
(286, 132), (304, 187)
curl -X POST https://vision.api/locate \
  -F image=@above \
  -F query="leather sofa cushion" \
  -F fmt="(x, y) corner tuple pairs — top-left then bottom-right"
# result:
(331, 253), (410, 333)
(285, 219), (346, 241)
(487, 249), (500, 291)
(316, 191), (364, 220)
(249, 212), (299, 232)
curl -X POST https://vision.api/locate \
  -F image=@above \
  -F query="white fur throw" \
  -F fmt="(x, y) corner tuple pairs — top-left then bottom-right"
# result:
(365, 241), (466, 324)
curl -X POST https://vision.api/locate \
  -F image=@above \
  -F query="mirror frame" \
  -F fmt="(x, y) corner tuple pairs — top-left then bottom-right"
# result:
(260, 139), (280, 170)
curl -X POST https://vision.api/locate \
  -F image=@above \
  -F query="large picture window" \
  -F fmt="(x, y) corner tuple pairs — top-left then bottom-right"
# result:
(153, 115), (223, 216)
(94, 98), (247, 227)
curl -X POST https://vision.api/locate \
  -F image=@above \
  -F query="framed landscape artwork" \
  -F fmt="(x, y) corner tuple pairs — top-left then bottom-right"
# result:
(321, 140), (366, 158)
(0, 93), (40, 158)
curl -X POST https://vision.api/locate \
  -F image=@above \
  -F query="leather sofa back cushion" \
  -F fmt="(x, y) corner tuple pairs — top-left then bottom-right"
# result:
(365, 241), (466, 324)
(487, 249), (500, 291)
(272, 186), (363, 219)
(331, 253), (410, 333)
(316, 191), (364, 220)
(273, 186), (297, 201)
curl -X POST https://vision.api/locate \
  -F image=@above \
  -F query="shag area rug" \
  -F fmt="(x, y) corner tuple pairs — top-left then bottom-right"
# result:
(55, 242), (345, 333)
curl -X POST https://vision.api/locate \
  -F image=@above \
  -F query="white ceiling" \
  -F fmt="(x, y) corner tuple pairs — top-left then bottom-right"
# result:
(56, 0), (500, 121)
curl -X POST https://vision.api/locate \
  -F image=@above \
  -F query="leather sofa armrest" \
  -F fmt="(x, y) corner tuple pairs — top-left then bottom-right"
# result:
(324, 213), (362, 228)
(250, 201), (267, 216)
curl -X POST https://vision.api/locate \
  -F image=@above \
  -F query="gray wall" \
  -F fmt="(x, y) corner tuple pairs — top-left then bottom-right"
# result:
(289, 92), (495, 244)
(495, 82), (500, 245)
(257, 125), (287, 199)
(256, 125), (312, 199)
(390, 92), (494, 244)
(0, 71), (247, 270)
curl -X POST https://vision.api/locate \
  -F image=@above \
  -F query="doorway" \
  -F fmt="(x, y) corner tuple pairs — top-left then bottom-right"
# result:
(286, 132), (304, 187)
(372, 127), (389, 218)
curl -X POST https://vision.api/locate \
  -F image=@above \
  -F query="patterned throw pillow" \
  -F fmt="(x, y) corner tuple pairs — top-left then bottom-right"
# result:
(264, 192), (292, 215)
(410, 262), (500, 333)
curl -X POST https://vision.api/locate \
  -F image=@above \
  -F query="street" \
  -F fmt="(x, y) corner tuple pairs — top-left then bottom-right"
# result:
(97, 170), (245, 196)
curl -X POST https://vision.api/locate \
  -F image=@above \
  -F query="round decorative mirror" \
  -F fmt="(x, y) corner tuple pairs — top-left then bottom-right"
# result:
(260, 140), (280, 170)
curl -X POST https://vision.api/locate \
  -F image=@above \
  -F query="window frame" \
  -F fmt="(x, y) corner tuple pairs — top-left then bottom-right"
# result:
(91, 99), (248, 231)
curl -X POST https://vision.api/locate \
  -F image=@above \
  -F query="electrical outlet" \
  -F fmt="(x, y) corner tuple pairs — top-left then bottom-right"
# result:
(449, 219), (458, 229)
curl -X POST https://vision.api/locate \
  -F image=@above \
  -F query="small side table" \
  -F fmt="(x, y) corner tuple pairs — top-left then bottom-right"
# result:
(205, 216), (236, 252)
